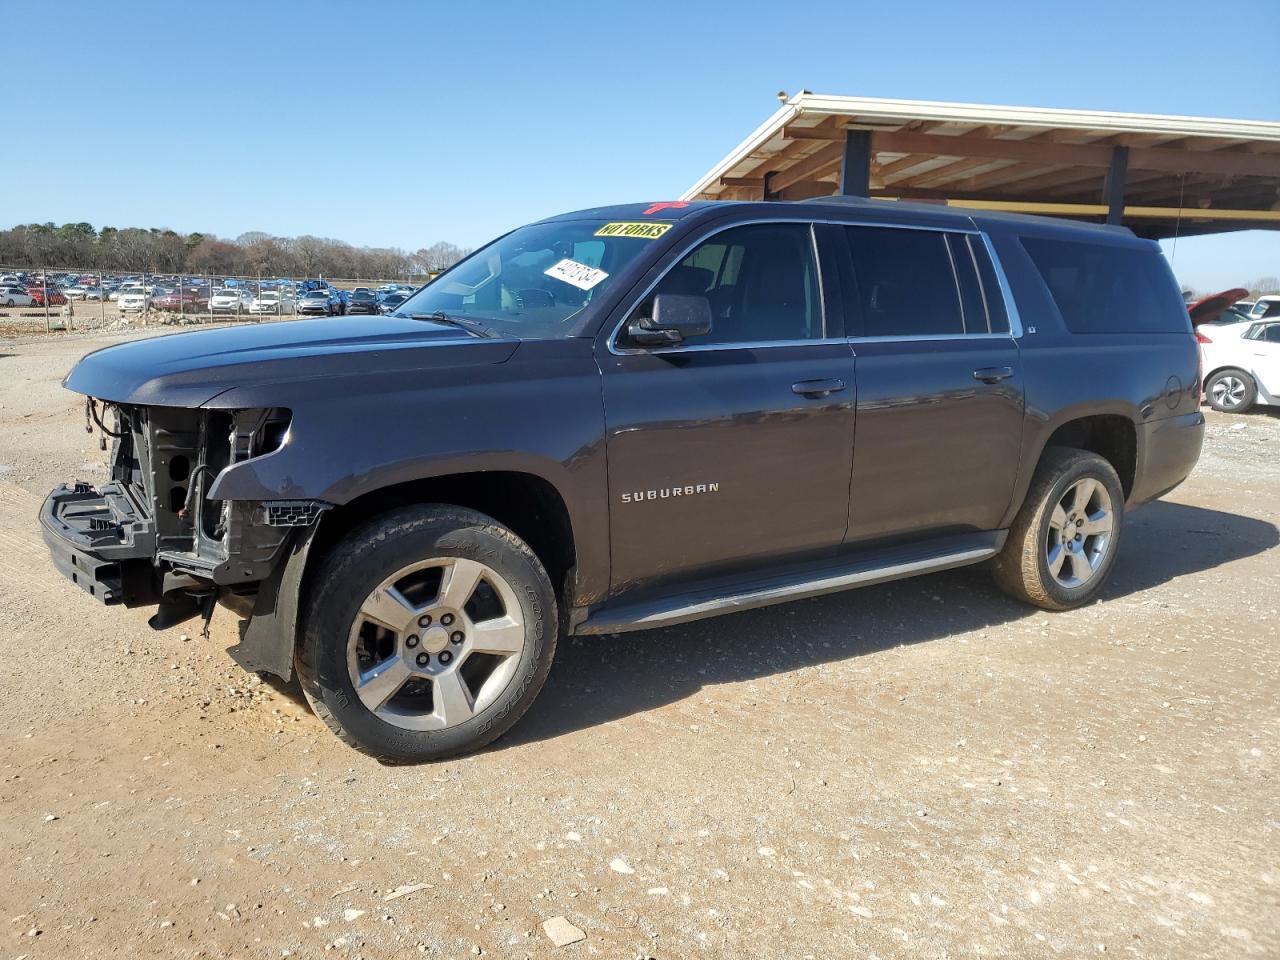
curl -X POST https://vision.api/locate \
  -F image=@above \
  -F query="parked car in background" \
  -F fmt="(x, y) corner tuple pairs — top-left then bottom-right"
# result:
(0, 285), (36, 307)
(249, 291), (287, 315)
(64, 286), (91, 301)
(345, 289), (380, 315)
(81, 287), (106, 301)
(209, 288), (252, 314)
(117, 290), (151, 313)
(152, 287), (209, 312)
(1248, 295), (1280, 320)
(28, 286), (68, 307)
(1199, 308), (1280, 412)
(295, 289), (339, 316)
(378, 291), (410, 314)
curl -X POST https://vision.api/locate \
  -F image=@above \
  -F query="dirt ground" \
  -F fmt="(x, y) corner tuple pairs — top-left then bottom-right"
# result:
(0, 328), (1277, 960)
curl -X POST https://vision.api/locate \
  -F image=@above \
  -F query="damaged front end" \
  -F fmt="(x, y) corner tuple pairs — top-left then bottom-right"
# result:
(40, 400), (327, 652)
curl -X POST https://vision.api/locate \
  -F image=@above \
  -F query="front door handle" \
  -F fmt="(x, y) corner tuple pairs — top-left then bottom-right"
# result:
(791, 378), (846, 398)
(973, 366), (1014, 384)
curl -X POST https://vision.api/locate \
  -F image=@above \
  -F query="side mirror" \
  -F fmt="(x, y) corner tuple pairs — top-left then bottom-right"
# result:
(626, 293), (713, 346)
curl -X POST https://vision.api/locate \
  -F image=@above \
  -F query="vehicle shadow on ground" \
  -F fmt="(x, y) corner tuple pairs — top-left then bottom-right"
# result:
(500, 500), (1278, 750)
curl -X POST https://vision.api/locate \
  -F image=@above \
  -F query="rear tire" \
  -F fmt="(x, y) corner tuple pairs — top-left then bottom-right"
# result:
(296, 505), (557, 762)
(1205, 368), (1256, 413)
(992, 447), (1124, 611)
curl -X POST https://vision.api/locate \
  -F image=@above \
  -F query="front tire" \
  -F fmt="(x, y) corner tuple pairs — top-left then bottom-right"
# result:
(992, 447), (1124, 611)
(296, 505), (557, 762)
(1205, 368), (1256, 413)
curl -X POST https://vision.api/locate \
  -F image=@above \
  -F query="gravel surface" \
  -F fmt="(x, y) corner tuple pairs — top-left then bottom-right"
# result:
(1, 330), (1277, 959)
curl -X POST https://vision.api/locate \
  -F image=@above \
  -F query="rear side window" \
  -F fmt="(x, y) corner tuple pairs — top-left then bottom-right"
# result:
(1020, 236), (1188, 334)
(843, 227), (965, 337)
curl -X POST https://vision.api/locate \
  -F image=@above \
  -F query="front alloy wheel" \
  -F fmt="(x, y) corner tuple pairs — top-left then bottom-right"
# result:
(297, 505), (557, 762)
(348, 557), (527, 731)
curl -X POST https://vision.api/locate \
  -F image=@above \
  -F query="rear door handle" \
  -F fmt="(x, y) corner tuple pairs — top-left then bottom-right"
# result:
(973, 366), (1014, 384)
(791, 378), (846, 398)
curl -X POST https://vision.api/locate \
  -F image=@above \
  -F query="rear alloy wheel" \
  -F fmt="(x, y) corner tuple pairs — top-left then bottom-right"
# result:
(992, 447), (1124, 610)
(1205, 368), (1256, 413)
(297, 506), (557, 762)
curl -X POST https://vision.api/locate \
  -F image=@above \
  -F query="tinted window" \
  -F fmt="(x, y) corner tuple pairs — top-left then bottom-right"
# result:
(639, 223), (821, 345)
(1020, 236), (1188, 334)
(844, 227), (964, 337)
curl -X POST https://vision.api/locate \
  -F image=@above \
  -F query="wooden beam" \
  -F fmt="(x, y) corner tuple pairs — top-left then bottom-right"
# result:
(751, 128), (1280, 201)
(719, 177), (765, 188)
(770, 141), (845, 192)
(896, 155), (1010, 189)
(782, 124), (842, 141)
(868, 130), (1280, 178)
(942, 199), (1280, 223)
(1128, 144), (1280, 177)
(777, 181), (837, 201)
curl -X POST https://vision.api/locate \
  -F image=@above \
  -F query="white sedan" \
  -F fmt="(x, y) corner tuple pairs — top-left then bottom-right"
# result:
(118, 291), (151, 313)
(1199, 317), (1280, 412)
(248, 292), (288, 315)
(0, 285), (36, 307)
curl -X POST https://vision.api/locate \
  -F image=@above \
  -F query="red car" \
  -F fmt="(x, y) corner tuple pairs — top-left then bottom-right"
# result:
(28, 286), (68, 307)
(152, 288), (209, 312)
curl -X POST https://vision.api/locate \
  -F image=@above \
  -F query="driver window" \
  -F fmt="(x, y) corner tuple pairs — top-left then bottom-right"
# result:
(633, 223), (821, 346)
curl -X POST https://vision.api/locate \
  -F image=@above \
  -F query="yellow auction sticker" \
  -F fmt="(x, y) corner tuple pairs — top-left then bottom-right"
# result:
(595, 221), (673, 239)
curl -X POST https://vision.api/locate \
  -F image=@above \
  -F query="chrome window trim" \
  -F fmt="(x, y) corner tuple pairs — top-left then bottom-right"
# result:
(846, 332), (1015, 344)
(976, 231), (1025, 338)
(940, 232), (972, 335)
(603, 215), (1026, 355)
(963, 235), (994, 334)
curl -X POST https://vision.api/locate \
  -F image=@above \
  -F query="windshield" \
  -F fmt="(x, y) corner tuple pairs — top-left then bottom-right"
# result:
(394, 219), (663, 337)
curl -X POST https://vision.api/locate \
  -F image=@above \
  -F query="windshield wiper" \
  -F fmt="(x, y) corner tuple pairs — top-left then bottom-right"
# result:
(402, 311), (503, 339)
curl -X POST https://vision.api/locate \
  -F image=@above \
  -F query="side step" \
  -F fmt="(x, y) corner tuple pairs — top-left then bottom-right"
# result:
(575, 531), (1006, 635)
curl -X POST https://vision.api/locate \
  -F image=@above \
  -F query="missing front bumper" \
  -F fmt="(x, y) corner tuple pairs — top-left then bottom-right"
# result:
(40, 482), (160, 606)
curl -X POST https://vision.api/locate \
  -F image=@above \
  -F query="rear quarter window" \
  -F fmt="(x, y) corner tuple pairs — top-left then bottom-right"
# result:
(1020, 236), (1188, 334)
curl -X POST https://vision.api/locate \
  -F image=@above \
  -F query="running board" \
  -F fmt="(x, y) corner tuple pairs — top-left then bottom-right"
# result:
(575, 531), (1006, 635)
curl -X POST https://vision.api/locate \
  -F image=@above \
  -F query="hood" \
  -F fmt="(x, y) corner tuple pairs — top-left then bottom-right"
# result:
(1187, 287), (1249, 325)
(64, 315), (519, 407)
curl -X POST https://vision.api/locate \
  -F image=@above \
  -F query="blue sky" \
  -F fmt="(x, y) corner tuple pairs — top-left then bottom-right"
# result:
(7, 0), (1278, 290)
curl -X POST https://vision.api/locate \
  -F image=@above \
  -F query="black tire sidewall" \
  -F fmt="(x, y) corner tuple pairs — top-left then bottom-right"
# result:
(1205, 369), (1256, 413)
(299, 508), (556, 761)
(1032, 455), (1125, 607)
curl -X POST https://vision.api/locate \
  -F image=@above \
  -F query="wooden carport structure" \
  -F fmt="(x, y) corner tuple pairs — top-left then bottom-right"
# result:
(681, 94), (1280, 238)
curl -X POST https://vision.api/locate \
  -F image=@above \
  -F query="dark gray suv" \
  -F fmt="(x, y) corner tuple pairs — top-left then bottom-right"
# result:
(41, 198), (1203, 761)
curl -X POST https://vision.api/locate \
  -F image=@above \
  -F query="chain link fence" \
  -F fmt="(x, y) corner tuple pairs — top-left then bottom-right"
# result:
(0, 265), (421, 336)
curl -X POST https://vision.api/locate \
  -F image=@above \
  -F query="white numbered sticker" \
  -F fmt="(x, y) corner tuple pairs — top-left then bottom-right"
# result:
(544, 258), (609, 291)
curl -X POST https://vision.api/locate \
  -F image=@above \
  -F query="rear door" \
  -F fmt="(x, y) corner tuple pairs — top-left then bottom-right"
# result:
(1246, 323), (1280, 396)
(598, 221), (857, 594)
(836, 224), (1026, 543)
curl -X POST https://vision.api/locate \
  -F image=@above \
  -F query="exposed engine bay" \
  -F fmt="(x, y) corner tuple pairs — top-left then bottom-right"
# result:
(42, 400), (323, 632)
